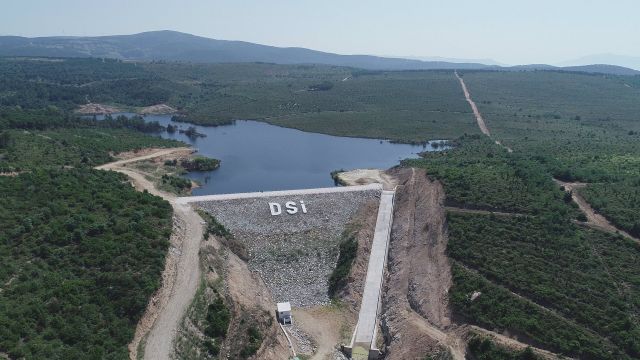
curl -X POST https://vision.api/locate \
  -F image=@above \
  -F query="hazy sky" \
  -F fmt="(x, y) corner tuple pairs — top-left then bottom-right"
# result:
(2, 0), (639, 65)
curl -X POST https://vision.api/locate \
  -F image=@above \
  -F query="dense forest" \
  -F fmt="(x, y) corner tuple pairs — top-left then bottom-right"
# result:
(0, 170), (172, 359)
(0, 58), (171, 110)
(0, 67), (181, 357)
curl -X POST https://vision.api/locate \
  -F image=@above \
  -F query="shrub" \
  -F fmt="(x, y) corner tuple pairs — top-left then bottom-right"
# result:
(328, 231), (357, 296)
(240, 326), (262, 358)
(204, 296), (230, 339)
(308, 81), (334, 91)
(181, 156), (220, 171)
(204, 339), (220, 356)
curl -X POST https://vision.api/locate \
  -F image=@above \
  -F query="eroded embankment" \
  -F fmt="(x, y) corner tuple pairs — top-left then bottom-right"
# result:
(380, 168), (566, 360)
(381, 168), (466, 359)
(173, 229), (291, 360)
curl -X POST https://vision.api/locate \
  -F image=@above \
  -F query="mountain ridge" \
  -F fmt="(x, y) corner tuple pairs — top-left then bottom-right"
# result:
(0, 30), (638, 75)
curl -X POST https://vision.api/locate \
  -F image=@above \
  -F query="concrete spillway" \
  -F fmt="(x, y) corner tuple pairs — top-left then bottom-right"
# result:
(345, 189), (395, 359)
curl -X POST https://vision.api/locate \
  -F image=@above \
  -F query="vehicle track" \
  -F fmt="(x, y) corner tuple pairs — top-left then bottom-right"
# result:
(455, 71), (513, 152)
(555, 179), (639, 243)
(97, 148), (205, 360)
(455, 71), (490, 136)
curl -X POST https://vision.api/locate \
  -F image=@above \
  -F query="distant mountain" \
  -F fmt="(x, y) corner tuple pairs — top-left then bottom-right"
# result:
(0, 31), (638, 75)
(395, 55), (506, 66)
(562, 64), (640, 76)
(0, 31), (493, 71)
(559, 54), (640, 71)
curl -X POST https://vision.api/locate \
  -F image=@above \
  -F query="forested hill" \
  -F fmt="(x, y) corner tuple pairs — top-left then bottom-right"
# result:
(1, 30), (638, 75)
(0, 31), (490, 70)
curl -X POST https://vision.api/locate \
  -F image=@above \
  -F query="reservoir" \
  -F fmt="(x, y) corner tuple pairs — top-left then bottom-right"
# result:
(103, 114), (445, 194)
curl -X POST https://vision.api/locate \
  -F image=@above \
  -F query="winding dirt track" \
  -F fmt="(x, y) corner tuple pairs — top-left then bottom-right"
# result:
(555, 179), (639, 243)
(97, 148), (205, 360)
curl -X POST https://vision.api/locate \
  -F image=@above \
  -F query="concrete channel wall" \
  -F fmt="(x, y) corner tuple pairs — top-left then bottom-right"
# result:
(345, 189), (395, 359)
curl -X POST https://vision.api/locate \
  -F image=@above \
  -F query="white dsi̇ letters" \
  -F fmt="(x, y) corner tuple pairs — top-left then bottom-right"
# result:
(285, 201), (298, 214)
(269, 200), (308, 216)
(269, 202), (282, 215)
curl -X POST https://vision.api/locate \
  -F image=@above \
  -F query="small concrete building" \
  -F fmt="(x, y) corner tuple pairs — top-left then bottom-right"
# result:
(277, 302), (292, 325)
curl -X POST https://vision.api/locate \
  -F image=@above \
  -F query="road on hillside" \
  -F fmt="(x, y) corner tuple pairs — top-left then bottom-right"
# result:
(97, 148), (205, 360)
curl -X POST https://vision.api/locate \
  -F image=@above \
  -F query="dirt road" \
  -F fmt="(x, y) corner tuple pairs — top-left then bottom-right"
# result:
(469, 326), (568, 360)
(97, 148), (205, 360)
(455, 71), (490, 136)
(555, 179), (639, 243)
(95, 147), (193, 170)
(455, 71), (513, 153)
(445, 206), (529, 217)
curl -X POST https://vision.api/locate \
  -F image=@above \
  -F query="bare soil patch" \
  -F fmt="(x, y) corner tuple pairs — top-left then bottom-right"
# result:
(75, 103), (121, 114)
(293, 306), (352, 360)
(107, 147), (193, 162)
(335, 169), (398, 190)
(334, 201), (379, 312)
(224, 247), (290, 360)
(138, 104), (178, 115)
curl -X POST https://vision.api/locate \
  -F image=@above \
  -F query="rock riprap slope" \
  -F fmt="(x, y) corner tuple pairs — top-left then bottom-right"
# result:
(195, 189), (380, 307)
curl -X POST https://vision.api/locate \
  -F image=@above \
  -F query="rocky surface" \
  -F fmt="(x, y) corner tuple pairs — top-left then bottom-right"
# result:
(286, 324), (315, 355)
(194, 190), (380, 307)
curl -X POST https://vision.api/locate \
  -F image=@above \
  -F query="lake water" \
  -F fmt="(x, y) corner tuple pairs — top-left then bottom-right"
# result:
(102, 114), (445, 194)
